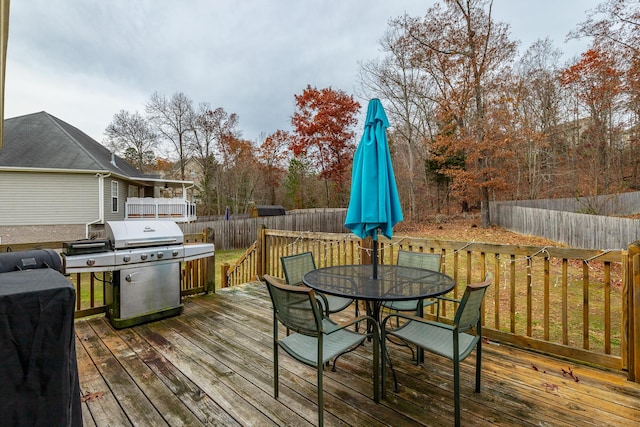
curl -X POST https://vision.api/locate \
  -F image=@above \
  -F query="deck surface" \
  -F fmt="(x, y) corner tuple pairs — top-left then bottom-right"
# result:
(76, 281), (640, 426)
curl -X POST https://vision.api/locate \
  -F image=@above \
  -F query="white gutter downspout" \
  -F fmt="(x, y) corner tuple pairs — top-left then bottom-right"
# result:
(86, 172), (111, 238)
(183, 182), (195, 195)
(183, 182), (195, 220)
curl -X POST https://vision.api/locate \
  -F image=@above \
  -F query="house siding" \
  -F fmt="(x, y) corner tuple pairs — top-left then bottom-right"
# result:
(103, 178), (128, 222)
(0, 171), (100, 225)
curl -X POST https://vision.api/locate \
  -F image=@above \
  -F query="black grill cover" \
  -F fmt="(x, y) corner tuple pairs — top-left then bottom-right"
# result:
(0, 268), (82, 426)
(0, 249), (63, 274)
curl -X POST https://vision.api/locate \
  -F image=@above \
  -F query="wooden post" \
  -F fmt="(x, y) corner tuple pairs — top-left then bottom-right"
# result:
(627, 242), (640, 382)
(257, 226), (266, 278)
(204, 228), (215, 293)
(221, 263), (229, 288)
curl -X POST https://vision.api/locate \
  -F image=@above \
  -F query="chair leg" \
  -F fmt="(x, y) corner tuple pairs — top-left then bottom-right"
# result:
(381, 330), (387, 398)
(372, 328), (380, 403)
(454, 358), (460, 427)
(317, 364), (324, 427)
(476, 340), (482, 392)
(381, 334), (401, 394)
(274, 345), (279, 398)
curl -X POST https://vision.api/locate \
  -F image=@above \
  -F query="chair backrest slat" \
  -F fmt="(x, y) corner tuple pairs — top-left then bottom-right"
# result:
(454, 274), (492, 331)
(281, 252), (316, 286)
(264, 274), (322, 336)
(397, 250), (441, 272)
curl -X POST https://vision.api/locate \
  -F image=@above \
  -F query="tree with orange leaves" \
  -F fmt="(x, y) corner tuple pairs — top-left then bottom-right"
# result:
(572, 0), (640, 190)
(398, 0), (517, 226)
(290, 85), (360, 207)
(257, 130), (291, 205)
(560, 47), (624, 196)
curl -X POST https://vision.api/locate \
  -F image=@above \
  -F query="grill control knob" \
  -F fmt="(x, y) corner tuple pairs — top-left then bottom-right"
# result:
(123, 255), (131, 263)
(86, 258), (96, 266)
(172, 250), (179, 257)
(157, 252), (164, 259)
(141, 254), (148, 260)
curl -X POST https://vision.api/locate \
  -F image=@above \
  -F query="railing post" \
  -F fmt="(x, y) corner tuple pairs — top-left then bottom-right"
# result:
(204, 228), (215, 293)
(257, 226), (266, 278)
(221, 263), (229, 288)
(627, 242), (640, 382)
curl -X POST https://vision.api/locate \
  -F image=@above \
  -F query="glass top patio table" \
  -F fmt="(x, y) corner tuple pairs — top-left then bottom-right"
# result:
(303, 264), (455, 305)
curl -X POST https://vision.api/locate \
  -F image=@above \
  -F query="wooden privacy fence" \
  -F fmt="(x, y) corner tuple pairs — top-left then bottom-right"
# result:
(489, 191), (640, 250)
(224, 228), (640, 381)
(180, 208), (348, 250)
(491, 203), (640, 250)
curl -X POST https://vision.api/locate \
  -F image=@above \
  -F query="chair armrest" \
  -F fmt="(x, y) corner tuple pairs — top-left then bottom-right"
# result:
(261, 275), (287, 286)
(314, 292), (331, 317)
(382, 312), (455, 332)
(326, 315), (379, 335)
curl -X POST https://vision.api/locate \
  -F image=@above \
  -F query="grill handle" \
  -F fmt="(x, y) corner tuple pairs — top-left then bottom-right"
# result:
(69, 242), (108, 249)
(124, 238), (179, 247)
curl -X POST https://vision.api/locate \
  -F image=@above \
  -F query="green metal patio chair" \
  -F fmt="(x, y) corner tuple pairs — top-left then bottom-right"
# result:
(380, 251), (443, 361)
(281, 252), (355, 315)
(381, 250), (442, 314)
(381, 274), (492, 427)
(264, 274), (379, 427)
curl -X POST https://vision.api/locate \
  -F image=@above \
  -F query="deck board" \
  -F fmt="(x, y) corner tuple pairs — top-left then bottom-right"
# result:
(76, 281), (640, 427)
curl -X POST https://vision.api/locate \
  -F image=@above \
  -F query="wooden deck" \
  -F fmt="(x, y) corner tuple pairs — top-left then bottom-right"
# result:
(76, 281), (640, 427)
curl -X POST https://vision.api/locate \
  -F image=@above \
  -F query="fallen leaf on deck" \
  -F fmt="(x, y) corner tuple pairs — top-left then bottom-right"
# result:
(81, 391), (105, 402)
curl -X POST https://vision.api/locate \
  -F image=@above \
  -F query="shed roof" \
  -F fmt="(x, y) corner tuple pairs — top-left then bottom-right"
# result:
(253, 205), (286, 216)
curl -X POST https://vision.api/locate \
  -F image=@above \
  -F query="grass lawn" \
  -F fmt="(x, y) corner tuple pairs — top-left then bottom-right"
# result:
(213, 248), (246, 291)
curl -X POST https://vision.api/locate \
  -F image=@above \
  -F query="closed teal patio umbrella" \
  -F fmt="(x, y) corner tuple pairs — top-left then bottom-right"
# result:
(345, 98), (403, 278)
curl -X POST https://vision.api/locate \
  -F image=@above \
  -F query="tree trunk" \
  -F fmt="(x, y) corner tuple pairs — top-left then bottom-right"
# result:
(481, 188), (490, 228)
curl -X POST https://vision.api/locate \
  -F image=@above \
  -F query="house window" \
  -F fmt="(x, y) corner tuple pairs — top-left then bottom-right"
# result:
(128, 185), (139, 197)
(111, 181), (119, 212)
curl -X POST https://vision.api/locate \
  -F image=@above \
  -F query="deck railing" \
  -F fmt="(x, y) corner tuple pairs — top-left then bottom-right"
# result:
(223, 228), (639, 381)
(125, 197), (197, 223)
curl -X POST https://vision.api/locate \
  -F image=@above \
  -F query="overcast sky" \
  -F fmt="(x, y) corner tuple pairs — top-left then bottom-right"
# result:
(5, 0), (602, 145)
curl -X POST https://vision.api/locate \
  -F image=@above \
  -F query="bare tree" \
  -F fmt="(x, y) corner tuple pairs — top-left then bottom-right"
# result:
(189, 104), (239, 215)
(145, 92), (194, 180)
(358, 23), (438, 220)
(512, 38), (565, 199)
(104, 110), (157, 173)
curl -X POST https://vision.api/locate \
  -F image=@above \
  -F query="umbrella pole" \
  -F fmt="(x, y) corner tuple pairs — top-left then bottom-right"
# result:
(373, 239), (378, 279)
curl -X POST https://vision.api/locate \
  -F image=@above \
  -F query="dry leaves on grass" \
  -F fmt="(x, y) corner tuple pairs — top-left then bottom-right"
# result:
(395, 215), (561, 247)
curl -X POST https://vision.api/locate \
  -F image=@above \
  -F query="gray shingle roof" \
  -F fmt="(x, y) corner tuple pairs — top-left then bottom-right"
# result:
(0, 111), (145, 178)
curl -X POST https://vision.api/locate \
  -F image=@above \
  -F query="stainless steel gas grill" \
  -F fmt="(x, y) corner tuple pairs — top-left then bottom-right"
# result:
(62, 220), (214, 328)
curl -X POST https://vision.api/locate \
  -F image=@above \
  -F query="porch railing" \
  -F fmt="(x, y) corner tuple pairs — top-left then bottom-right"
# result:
(125, 197), (197, 223)
(223, 228), (638, 382)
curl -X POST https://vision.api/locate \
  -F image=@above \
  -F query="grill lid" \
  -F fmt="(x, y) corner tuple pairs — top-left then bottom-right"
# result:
(0, 249), (63, 274)
(106, 220), (184, 249)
